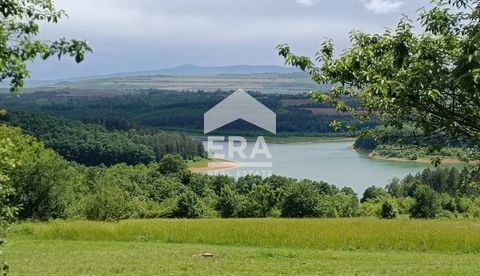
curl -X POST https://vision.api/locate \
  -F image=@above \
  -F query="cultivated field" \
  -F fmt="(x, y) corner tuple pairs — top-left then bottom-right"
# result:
(6, 218), (480, 275)
(8, 73), (330, 95)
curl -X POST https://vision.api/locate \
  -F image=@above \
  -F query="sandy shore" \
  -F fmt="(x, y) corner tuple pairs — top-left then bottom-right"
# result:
(189, 160), (240, 173)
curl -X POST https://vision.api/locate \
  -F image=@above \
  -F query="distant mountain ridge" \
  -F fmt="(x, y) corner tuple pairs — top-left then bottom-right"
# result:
(120, 64), (300, 76)
(13, 64), (300, 88)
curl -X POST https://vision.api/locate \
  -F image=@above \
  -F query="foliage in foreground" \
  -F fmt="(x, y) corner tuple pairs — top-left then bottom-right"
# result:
(0, 128), (19, 275)
(2, 124), (480, 221)
(0, 0), (92, 93)
(278, 0), (480, 145)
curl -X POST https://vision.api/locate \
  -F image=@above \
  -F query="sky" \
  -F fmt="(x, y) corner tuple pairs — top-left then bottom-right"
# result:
(28, 0), (429, 80)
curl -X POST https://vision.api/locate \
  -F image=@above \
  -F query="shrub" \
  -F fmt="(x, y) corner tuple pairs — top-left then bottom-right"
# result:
(396, 197), (415, 214)
(188, 174), (213, 197)
(281, 181), (319, 218)
(236, 197), (261, 218)
(410, 185), (442, 219)
(237, 175), (263, 195)
(173, 190), (204, 218)
(148, 175), (185, 202)
(439, 193), (456, 212)
(359, 199), (382, 217)
(85, 183), (131, 221)
(247, 184), (278, 217)
(380, 200), (398, 219)
(216, 186), (240, 218)
(361, 186), (388, 203)
(2, 126), (84, 220)
(158, 154), (191, 183)
(317, 193), (360, 218)
(335, 193), (360, 217)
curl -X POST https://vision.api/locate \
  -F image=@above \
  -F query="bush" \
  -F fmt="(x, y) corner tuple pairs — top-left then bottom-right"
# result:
(2, 126), (84, 220)
(188, 174), (213, 197)
(439, 193), (456, 212)
(359, 199), (382, 217)
(396, 197), (415, 214)
(247, 184), (278, 217)
(158, 154), (191, 183)
(85, 183), (131, 221)
(281, 181), (319, 218)
(361, 186), (388, 203)
(317, 193), (360, 218)
(148, 175), (185, 202)
(411, 185), (442, 219)
(380, 200), (398, 219)
(173, 190), (204, 218)
(216, 186), (240, 218)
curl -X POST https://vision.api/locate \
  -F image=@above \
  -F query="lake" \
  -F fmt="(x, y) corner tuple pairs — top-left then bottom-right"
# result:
(205, 140), (434, 194)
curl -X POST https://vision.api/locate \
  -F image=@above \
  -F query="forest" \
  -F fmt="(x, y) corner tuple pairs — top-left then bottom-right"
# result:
(0, 89), (376, 136)
(0, 111), (205, 166)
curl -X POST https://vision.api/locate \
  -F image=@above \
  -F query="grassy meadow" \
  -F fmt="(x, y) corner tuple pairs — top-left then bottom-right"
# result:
(32, 73), (323, 94)
(6, 218), (480, 275)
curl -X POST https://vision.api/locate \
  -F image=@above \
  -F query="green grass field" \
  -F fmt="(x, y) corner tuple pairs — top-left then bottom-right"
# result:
(7, 218), (480, 275)
(27, 73), (323, 94)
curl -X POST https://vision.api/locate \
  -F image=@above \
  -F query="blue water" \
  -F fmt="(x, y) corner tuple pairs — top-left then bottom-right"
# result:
(205, 140), (433, 194)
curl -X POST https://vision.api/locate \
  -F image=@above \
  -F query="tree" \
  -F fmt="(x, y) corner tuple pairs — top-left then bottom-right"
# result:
(173, 190), (204, 218)
(248, 184), (278, 217)
(158, 154), (191, 183)
(1, 126), (82, 220)
(380, 200), (398, 219)
(411, 185), (442, 219)
(281, 181), (319, 217)
(237, 175), (263, 195)
(216, 185), (240, 218)
(361, 186), (388, 203)
(278, 0), (480, 145)
(85, 183), (131, 221)
(0, 129), (19, 275)
(0, 132), (18, 227)
(1, 0), (92, 93)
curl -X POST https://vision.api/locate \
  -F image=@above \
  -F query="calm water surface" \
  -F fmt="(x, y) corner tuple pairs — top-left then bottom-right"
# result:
(206, 140), (433, 194)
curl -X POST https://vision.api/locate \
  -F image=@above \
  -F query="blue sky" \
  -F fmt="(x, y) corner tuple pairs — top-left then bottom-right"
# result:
(29, 0), (428, 80)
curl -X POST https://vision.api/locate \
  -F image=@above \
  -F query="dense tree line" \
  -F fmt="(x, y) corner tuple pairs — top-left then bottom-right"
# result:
(354, 127), (478, 162)
(2, 124), (480, 222)
(361, 167), (480, 219)
(0, 89), (377, 135)
(1, 112), (205, 166)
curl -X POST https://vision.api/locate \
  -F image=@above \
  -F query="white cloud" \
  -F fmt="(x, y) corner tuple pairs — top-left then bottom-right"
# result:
(362, 0), (404, 14)
(29, 0), (421, 79)
(296, 0), (319, 6)
(296, 0), (404, 13)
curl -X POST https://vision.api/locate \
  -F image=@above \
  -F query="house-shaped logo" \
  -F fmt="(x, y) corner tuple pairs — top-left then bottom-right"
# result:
(204, 89), (276, 134)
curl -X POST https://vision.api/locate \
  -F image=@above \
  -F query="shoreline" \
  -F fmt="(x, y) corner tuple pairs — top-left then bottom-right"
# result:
(266, 137), (356, 145)
(367, 152), (473, 165)
(192, 135), (357, 145)
(189, 159), (240, 173)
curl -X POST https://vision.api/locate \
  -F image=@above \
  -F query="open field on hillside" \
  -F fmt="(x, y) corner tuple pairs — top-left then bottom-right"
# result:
(11, 218), (480, 252)
(1, 73), (329, 94)
(6, 218), (480, 275)
(7, 240), (480, 275)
